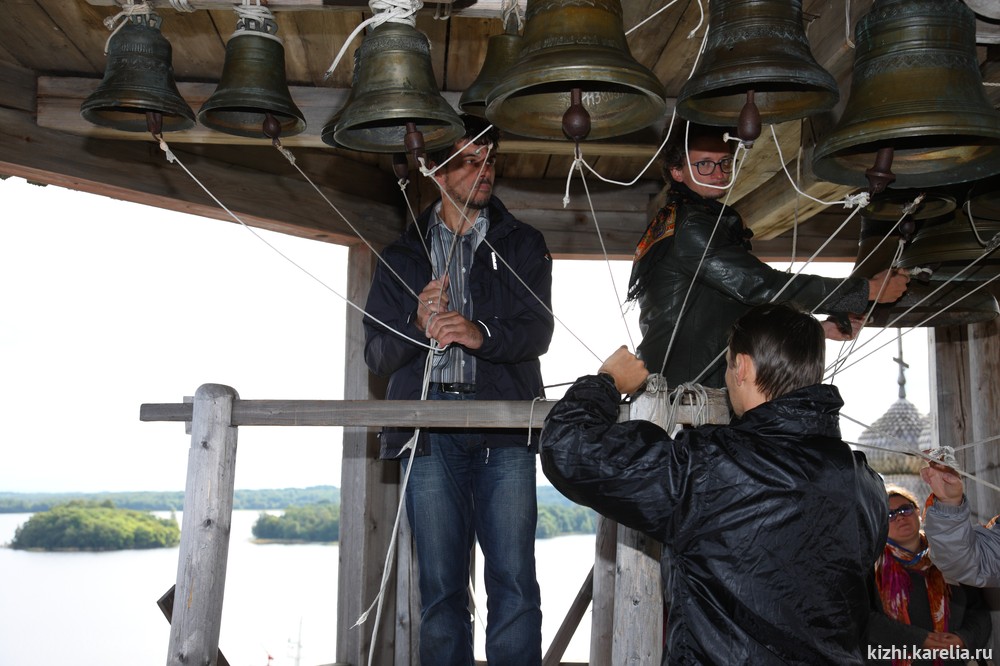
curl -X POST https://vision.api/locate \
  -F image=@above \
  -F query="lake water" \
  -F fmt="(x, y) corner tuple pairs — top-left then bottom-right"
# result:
(0, 511), (595, 665)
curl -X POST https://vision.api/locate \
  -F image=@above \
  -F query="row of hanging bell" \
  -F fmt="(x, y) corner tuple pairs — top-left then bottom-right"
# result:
(850, 182), (1000, 328)
(81, 6), (305, 142)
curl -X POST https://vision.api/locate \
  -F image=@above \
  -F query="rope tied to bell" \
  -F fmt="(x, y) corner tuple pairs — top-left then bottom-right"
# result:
(324, 0), (424, 80)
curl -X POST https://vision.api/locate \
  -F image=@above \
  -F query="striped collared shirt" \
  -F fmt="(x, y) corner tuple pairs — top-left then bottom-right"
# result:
(427, 203), (489, 384)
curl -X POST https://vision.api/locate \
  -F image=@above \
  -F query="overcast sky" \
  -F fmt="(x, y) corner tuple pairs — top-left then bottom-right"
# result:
(0, 175), (929, 493)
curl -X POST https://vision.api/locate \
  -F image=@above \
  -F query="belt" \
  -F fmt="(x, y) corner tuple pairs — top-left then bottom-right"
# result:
(431, 382), (477, 394)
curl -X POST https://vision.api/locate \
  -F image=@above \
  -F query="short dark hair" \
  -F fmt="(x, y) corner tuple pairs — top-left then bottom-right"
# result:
(727, 303), (825, 400)
(661, 122), (735, 183)
(426, 114), (501, 166)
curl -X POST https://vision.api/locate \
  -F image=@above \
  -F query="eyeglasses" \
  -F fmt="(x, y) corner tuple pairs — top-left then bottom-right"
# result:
(888, 504), (916, 522)
(691, 157), (735, 176)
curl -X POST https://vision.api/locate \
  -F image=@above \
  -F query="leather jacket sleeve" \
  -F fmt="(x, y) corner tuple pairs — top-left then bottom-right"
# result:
(673, 208), (870, 314)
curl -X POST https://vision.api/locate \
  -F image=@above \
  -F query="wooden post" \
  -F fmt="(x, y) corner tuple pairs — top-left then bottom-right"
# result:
(338, 243), (400, 666)
(927, 326), (974, 504)
(166, 383), (239, 666)
(610, 389), (664, 665)
(967, 318), (1000, 661)
(589, 516), (617, 666)
(968, 318), (1000, 519)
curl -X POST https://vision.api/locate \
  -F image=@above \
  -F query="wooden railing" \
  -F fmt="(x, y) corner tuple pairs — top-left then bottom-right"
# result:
(144, 384), (729, 666)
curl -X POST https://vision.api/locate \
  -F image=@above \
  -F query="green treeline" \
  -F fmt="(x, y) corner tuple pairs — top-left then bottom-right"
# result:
(252, 502), (340, 542)
(249, 501), (595, 543)
(10, 500), (180, 551)
(536, 503), (597, 538)
(0, 486), (340, 513)
(3, 486), (596, 544)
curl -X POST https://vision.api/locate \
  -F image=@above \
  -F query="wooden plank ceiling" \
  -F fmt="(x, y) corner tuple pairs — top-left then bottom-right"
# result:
(1, 0), (999, 260)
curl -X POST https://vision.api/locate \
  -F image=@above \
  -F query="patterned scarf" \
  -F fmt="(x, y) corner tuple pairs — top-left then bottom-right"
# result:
(875, 532), (951, 666)
(625, 202), (677, 303)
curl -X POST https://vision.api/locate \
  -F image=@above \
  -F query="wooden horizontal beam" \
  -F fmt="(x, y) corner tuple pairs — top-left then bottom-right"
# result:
(83, 0), (525, 18)
(0, 104), (405, 248)
(38, 77), (665, 158)
(140, 392), (731, 428)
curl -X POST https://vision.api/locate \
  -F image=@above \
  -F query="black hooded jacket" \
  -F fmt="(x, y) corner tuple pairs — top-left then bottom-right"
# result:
(540, 374), (888, 665)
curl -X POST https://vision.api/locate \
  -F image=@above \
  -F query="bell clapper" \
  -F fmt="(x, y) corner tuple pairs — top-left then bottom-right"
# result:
(263, 111), (282, 147)
(404, 122), (426, 166)
(145, 111), (164, 140)
(865, 146), (896, 195)
(737, 90), (761, 148)
(562, 87), (591, 145)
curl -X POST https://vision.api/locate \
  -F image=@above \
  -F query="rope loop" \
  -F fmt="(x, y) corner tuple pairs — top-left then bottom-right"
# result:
(233, 1), (281, 43)
(102, 1), (158, 54)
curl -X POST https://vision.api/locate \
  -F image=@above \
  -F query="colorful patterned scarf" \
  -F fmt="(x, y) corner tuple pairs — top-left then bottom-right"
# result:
(875, 532), (951, 666)
(625, 203), (678, 303)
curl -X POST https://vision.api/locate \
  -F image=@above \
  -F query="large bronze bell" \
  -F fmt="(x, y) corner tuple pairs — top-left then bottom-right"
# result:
(81, 13), (195, 133)
(459, 31), (523, 119)
(676, 0), (838, 133)
(198, 9), (305, 140)
(813, 0), (1000, 190)
(484, 0), (666, 141)
(322, 22), (464, 154)
(852, 204), (999, 327)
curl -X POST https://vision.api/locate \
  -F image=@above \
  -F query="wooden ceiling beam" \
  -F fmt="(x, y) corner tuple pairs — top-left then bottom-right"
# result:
(82, 0), (526, 19)
(0, 105), (404, 248)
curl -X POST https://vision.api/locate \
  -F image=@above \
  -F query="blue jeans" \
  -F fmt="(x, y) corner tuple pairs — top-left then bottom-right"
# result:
(402, 387), (542, 666)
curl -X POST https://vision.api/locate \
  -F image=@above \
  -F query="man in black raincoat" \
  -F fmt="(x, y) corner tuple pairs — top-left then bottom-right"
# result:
(540, 303), (888, 665)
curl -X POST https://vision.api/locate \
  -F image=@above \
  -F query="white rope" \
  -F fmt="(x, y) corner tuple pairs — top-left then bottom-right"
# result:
(626, 0), (685, 36)
(168, 0), (195, 12)
(566, 151), (637, 351)
(324, 0), (424, 80)
(418, 135), (606, 364)
(231, 1), (282, 44)
(101, 1), (157, 55)
(574, 110), (680, 191)
(826, 270), (1000, 379)
(964, 200), (1000, 249)
(358, 347), (434, 663)
(769, 125), (868, 207)
(827, 238), (906, 381)
(500, 0), (524, 32)
(272, 145), (428, 312)
(844, 0), (855, 49)
(842, 413), (1000, 496)
(154, 136), (439, 355)
(949, 433), (1000, 454)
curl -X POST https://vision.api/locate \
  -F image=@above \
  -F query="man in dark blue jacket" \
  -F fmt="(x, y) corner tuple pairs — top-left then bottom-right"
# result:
(363, 115), (553, 666)
(541, 303), (888, 665)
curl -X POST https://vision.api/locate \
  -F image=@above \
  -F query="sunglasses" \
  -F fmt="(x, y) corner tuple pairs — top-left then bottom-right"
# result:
(888, 504), (917, 522)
